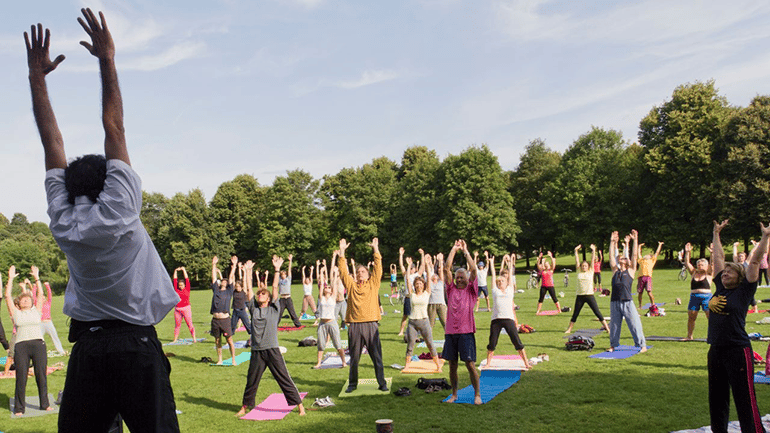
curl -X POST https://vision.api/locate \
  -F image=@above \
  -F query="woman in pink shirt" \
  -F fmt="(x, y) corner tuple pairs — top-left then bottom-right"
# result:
(172, 267), (196, 343)
(536, 251), (562, 314)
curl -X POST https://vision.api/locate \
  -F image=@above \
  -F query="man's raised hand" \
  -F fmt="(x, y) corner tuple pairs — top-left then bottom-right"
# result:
(24, 24), (65, 76)
(78, 8), (115, 59)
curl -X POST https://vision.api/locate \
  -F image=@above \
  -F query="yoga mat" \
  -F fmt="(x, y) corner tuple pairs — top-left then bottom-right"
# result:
(647, 335), (706, 342)
(479, 355), (527, 371)
(163, 338), (207, 346)
(219, 340), (249, 350)
(640, 302), (665, 309)
(443, 370), (522, 404)
(589, 345), (650, 360)
(210, 351), (251, 366)
(278, 325), (305, 331)
(417, 339), (444, 348)
(240, 392), (307, 421)
(0, 356), (5, 365)
(401, 359), (444, 374)
(536, 310), (560, 316)
(300, 314), (317, 321)
(319, 353), (350, 369)
(337, 378), (392, 398)
(748, 309), (770, 314)
(0, 363), (65, 379)
(9, 394), (58, 418)
(671, 415), (770, 432)
(755, 372), (770, 384)
(325, 339), (349, 349)
(563, 328), (605, 339)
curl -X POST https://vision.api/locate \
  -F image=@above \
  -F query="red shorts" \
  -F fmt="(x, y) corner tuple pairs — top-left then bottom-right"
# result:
(637, 276), (652, 293)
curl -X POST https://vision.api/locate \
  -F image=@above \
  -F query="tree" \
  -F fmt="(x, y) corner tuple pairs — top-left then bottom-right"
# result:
(638, 80), (731, 247)
(141, 191), (169, 242)
(321, 157), (398, 260)
(156, 189), (233, 285)
(209, 174), (266, 259)
(434, 145), (519, 256)
(713, 95), (770, 244)
(509, 139), (561, 267)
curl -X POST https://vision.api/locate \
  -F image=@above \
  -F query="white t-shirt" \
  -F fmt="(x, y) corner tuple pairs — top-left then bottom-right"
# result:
(410, 291), (430, 320)
(491, 286), (515, 320)
(477, 268), (488, 287)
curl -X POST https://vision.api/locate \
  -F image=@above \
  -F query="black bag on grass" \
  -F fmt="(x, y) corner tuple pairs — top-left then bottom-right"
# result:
(565, 335), (595, 351)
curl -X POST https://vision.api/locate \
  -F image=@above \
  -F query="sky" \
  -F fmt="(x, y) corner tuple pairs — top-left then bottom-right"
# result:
(3, 0), (770, 223)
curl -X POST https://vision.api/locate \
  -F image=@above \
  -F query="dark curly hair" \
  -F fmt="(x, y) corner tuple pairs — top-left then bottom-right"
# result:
(64, 154), (107, 205)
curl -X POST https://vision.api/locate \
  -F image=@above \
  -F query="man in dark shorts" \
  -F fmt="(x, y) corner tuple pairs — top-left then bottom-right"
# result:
(211, 256), (238, 365)
(30, 9), (180, 431)
(442, 240), (481, 404)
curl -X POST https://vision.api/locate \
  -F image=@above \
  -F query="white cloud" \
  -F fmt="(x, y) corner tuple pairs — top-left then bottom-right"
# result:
(335, 69), (402, 89)
(271, 0), (325, 9)
(123, 41), (207, 71)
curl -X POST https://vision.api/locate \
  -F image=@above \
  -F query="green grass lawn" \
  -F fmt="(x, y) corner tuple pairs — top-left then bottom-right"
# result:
(3, 267), (770, 432)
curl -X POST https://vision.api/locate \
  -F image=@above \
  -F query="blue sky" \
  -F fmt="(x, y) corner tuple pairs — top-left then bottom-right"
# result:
(4, 0), (770, 223)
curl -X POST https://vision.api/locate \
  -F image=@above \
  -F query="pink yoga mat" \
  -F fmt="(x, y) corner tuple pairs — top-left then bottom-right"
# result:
(240, 392), (308, 421)
(536, 310), (560, 316)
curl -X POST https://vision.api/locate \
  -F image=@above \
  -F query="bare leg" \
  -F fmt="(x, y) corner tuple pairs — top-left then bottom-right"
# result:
(446, 360), (459, 403)
(466, 361), (481, 405)
(216, 336), (223, 364)
(638, 292), (643, 309)
(684, 310), (698, 340)
(398, 316), (407, 336)
(226, 336), (237, 365)
(485, 296), (490, 310)
(297, 403), (306, 416)
(236, 405), (249, 417)
(565, 322), (575, 334)
(555, 301), (562, 312)
(648, 291), (655, 307)
(338, 348), (347, 367)
(432, 355), (441, 371)
(518, 348), (531, 369)
(314, 351), (323, 369)
(601, 320), (610, 332)
(536, 302), (542, 314)
(485, 350), (494, 368)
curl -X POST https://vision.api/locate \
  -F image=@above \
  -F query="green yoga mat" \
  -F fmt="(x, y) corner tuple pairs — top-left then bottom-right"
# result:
(210, 351), (251, 366)
(337, 377), (392, 397)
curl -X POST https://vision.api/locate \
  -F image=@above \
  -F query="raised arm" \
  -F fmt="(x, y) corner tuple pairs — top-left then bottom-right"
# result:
(30, 266), (44, 308)
(301, 265), (307, 282)
(5, 267), (17, 318)
(25, 23), (67, 171)
(287, 254), (293, 281)
(271, 255), (283, 301)
(211, 256), (219, 284)
(747, 224), (770, 283)
(78, 8), (129, 164)
(609, 231), (619, 272)
(574, 245), (582, 269)
(653, 241), (664, 263)
(684, 243), (695, 274)
(369, 237), (382, 283)
(244, 260), (254, 301)
(489, 256), (496, 287)
(589, 245), (597, 274)
(630, 230), (639, 273)
(712, 220), (728, 275)
(733, 242), (740, 262)
(228, 256), (237, 285)
(444, 241), (460, 282)
(405, 257), (414, 294)
(337, 239), (356, 289)
(399, 247), (406, 275)
(462, 240), (478, 282)
(536, 252), (544, 272)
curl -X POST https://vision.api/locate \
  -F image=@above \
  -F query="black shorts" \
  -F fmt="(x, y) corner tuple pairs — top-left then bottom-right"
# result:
(211, 317), (233, 339)
(390, 281), (398, 288)
(402, 297), (412, 317)
(441, 333), (476, 363)
(478, 285), (489, 298)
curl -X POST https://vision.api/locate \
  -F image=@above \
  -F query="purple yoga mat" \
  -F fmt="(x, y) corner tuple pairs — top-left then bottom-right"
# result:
(589, 345), (650, 359)
(240, 392), (308, 421)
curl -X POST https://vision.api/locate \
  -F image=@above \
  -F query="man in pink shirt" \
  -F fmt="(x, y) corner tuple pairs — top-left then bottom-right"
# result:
(442, 240), (481, 404)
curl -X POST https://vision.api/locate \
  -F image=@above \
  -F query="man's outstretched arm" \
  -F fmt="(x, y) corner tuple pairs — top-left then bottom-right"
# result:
(25, 23), (67, 171)
(78, 8), (129, 165)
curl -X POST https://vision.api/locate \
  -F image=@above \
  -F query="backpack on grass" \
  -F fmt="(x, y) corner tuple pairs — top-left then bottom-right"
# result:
(565, 335), (595, 351)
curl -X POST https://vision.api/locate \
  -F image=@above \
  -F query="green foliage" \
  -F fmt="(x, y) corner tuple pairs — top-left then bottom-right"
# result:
(0, 213), (68, 291)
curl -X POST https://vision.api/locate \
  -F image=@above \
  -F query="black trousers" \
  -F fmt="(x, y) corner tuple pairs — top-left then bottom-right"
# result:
(58, 320), (179, 433)
(0, 317), (9, 350)
(708, 345), (766, 433)
(14, 339), (48, 414)
(570, 295), (605, 323)
(348, 322), (386, 387)
(487, 319), (524, 351)
(278, 298), (302, 327)
(242, 348), (302, 408)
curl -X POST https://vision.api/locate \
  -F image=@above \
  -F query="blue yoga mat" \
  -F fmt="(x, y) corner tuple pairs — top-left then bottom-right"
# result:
(755, 372), (770, 384)
(589, 345), (650, 359)
(443, 370), (522, 404)
(210, 351), (251, 366)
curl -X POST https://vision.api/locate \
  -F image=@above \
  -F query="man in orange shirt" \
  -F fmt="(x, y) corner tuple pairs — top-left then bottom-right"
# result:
(637, 241), (663, 309)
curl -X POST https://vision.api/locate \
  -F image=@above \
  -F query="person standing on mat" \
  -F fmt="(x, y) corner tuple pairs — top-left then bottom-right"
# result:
(636, 240), (663, 309)
(427, 252), (447, 331)
(593, 249), (604, 293)
(211, 256), (237, 365)
(5, 266), (51, 416)
(474, 252), (491, 312)
(171, 266), (196, 344)
(443, 240), (481, 405)
(277, 254), (302, 328)
(608, 230), (646, 353)
(565, 244), (610, 335)
(313, 253), (347, 369)
(237, 259), (306, 417)
(33, 280), (66, 356)
(683, 242), (712, 341)
(485, 255), (531, 370)
(404, 255), (441, 371)
(536, 251), (562, 314)
(29, 10), (181, 431)
(300, 264), (317, 319)
(708, 220), (768, 433)
(338, 237), (388, 393)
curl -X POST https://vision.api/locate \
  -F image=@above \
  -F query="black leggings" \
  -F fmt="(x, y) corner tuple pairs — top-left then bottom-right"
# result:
(570, 295), (604, 323)
(760, 268), (769, 286)
(538, 286), (557, 303)
(487, 319), (524, 351)
(13, 339), (49, 414)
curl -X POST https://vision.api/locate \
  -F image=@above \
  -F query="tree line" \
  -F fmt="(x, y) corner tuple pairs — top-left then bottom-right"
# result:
(2, 80), (769, 290)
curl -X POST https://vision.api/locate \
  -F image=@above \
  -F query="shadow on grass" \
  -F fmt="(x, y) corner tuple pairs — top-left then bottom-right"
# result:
(179, 391), (235, 412)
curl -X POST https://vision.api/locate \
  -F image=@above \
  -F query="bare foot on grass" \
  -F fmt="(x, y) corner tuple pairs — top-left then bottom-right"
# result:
(446, 394), (457, 403)
(236, 406), (249, 417)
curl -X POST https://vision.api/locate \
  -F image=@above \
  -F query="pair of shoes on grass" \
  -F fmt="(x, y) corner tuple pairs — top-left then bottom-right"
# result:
(424, 384), (443, 393)
(394, 387), (411, 396)
(312, 396), (335, 407)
